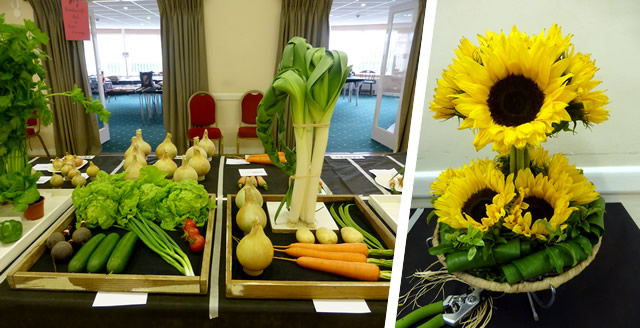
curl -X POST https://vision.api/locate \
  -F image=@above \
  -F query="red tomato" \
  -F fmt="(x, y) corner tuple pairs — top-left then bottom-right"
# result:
(189, 235), (205, 252)
(185, 227), (200, 238)
(183, 219), (197, 230)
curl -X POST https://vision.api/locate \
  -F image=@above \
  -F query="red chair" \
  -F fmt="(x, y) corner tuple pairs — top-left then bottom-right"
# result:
(236, 90), (264, 154)
(26, 113), (50, 157)
(187, 91), (223, 155)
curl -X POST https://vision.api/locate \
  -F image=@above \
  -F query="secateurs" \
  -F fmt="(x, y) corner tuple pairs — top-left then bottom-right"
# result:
(396, 288), (485, 328)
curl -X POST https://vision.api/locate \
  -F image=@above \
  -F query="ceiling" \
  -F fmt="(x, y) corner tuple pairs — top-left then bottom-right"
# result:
(87, 0), (415, 30)
(330, 0), (415, 26)
(89, 1), (160, 30)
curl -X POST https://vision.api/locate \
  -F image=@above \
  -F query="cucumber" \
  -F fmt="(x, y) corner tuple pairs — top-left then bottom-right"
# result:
(106, 231), (138, 274)
(68, 233), (105, 273)
(86, 232), (120, 273)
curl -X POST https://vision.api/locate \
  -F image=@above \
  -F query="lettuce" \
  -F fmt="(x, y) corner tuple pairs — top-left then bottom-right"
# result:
(72, 171), (124, 229)
(157, 179), (213, 230)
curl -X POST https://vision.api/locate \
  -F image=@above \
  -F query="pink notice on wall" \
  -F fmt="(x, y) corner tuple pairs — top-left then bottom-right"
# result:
(61, 0), (90, 41)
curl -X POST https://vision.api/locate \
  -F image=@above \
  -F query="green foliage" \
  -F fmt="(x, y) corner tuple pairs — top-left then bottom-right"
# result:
(0, 14), (110, 173)
(72, 166), (215, 231)
(0, 164), (41, 212)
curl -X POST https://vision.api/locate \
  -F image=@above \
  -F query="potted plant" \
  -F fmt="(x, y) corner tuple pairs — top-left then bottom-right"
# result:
(0, 14), (110, 215)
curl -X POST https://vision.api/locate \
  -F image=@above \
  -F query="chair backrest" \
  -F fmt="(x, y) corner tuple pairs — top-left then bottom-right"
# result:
(140, 71), (154, 88)
(189, 91), (216, 126)
(360, 70), (376, 80)
(241, 91), (263, 124)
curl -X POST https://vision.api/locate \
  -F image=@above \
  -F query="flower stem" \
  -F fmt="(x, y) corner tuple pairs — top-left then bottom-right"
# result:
(509, 145), (530, 176)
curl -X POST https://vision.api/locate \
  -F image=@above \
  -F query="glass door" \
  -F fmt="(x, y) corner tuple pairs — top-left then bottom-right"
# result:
(370, 1), (417, 151)
(88, 12), (110, 144)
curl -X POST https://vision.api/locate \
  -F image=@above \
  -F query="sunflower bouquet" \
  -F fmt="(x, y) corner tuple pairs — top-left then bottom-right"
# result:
(427, 25), (609, 289)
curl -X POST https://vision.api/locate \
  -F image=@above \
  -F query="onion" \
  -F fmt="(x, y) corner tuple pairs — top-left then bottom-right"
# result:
(60, 164), (72, 178)
(72, 174), (87, 187)
(199, 129), (216, 158)
(51, 157), (64, 171)
(154, 149), (178, 178)
(73, 155), (83, 167)
(173, 158), (198, 182)
(235, 183), (263, 208)
(187, 148), (210, 181)
(125, 154), (144, 180)
(184, 137), (206, 163)
(124, 143), (147, 170)
(63, 152), (76, 167)
(155, 132), (178, 159)
(50, 173), (64, 188)
(135, 129), (151, 156)
(236, 222), (273, 276)
(67, 167), (80, 180)
(86, 161), (100, 178)
(124, 136), (137, 158)
(235, 193), (267, 234)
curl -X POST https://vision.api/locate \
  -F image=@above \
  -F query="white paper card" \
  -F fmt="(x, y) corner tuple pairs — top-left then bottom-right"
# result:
(227, 158), (250, 165)
(81, 173), (89, 179)
(329, 155), (365, 160)
(93, 292), (148, 307)
(77, 155), (95, 159)
(36, 176), (51, 184)
(32, 164), (50, 171)
(239, 168), (267, 176)
(266, 201), (339, 232)
(313, 299), (371, 313)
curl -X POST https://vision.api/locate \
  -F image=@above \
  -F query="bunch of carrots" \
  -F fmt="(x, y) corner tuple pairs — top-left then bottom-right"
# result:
(273, 242), (392, 281)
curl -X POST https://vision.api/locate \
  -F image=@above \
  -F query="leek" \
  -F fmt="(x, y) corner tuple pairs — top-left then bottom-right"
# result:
(257, 37), (351, 224)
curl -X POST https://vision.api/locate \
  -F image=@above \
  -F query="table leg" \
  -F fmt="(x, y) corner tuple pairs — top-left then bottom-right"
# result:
(138, 93), (145, 124)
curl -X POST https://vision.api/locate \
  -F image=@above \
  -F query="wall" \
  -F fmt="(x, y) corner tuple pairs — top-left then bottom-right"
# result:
(411, 0), (640, 221)
(0, 1), (55, 157)
(203, 0), (281, 155)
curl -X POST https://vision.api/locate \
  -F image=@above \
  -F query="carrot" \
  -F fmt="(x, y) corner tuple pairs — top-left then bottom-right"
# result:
(279, 243), (369, 257)
(246, 152), (286, 165)
(237, 176), (247, 188)
(256, 176), (268, 190)
(279, 247), (367, 262)
(296, 257), (383, 281)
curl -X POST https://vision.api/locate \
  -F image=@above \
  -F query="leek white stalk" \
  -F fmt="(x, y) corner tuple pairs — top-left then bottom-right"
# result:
(256, 37), (351, 225)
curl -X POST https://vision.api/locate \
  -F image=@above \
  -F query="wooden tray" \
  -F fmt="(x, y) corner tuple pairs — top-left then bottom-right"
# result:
(225, 194), (395, 299)
(7, 194), (216, 295)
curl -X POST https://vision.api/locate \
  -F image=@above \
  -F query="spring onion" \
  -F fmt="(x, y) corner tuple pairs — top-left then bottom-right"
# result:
(257, 37), (351, 224)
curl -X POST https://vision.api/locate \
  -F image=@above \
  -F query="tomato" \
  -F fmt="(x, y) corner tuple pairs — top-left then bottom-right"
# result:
(189, 235), (205, 252)
(182, 226), (200, 241)
(183, 219), (197, 230)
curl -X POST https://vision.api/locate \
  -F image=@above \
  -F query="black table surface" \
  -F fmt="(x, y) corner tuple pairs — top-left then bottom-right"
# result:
(0, 153), (403, 328)
(396, 203), (640, 328)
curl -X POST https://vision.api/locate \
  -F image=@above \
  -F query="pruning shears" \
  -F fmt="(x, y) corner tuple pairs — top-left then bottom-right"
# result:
(396, 288), (484, 328)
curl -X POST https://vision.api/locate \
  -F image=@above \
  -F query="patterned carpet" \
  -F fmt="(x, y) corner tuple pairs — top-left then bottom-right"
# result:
(99, 94), (166, 154)
(100, 93), (397, 154)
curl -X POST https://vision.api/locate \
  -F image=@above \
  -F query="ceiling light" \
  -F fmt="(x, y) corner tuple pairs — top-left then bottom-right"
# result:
(360, 3), (366, 7)
(123, 6), (128, 10)
(147, 16), (151, 19)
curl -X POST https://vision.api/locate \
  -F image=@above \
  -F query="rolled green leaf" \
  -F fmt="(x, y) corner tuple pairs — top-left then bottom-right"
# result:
(500, 236), (591, 284)
(446, 239), (530, 273)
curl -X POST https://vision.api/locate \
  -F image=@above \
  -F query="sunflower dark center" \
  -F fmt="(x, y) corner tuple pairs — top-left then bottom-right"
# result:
(522, 196), (554, 224)
(487, 75), (544, 126)
(462, 189), (497, 222)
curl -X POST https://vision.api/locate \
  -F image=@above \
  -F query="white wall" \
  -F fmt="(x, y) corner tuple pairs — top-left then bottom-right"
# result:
(412, 0), (640, 221)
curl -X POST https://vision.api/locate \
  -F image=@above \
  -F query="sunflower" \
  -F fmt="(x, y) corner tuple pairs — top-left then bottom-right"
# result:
(430, 25), (608, 154)
(547, 153), (599, 205)
(504, 168), (576, 240)
(563, 51), (610, 124)
(430, 158), (493, 195)
(433, 161), (515, 232)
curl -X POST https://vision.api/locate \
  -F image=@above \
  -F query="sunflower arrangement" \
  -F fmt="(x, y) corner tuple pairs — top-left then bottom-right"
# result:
(427, 25), (609, 287)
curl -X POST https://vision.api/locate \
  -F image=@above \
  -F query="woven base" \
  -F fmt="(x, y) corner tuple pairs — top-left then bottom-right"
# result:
(432, 223), (602, 293)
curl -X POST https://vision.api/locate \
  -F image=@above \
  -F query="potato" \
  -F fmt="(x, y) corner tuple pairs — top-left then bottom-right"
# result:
(315, 227), (338, 244)
(296, 227), (315, 243)
(341, 227), (364, 243)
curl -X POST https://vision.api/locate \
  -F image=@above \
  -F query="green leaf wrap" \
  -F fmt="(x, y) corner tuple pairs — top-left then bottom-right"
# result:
(445, 239), (530, 273)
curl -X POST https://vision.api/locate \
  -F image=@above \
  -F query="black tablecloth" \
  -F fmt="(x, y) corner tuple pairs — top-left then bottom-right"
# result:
(0, 153), (402, 328)
(396, 203), (640, 327)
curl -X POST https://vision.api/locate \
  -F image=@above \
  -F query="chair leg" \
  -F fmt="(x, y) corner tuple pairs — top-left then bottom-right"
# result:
(219, 136), (224, 156)
(36, 134), (50, 157)
(236, 136), (240, 155)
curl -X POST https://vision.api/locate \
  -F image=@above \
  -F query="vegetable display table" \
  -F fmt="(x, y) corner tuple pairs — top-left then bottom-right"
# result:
(0, 153), (403, 328)
(396, 203), (640, 327)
